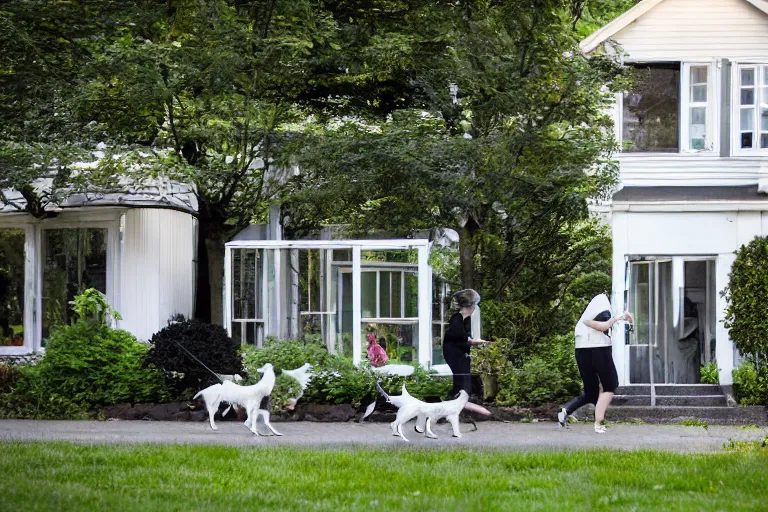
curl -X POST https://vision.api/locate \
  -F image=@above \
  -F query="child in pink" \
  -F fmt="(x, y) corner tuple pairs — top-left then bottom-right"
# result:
(367, 332), (389, 367)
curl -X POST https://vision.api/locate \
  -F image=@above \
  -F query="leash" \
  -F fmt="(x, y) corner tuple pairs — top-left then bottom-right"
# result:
(171, 339), (224, 384)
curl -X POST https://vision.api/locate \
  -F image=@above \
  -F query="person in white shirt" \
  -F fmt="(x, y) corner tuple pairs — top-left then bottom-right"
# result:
(557, 293), (633, 434)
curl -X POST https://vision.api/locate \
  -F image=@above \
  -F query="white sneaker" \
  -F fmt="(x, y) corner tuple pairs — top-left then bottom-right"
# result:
(558, 408), (568, 427)
(594, 423), (607, 434)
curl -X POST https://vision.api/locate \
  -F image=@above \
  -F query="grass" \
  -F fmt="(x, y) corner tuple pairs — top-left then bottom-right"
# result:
(1, 442), (767, 511)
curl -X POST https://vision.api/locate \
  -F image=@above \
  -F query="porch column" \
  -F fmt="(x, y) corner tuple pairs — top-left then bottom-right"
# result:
(611, 211), (629, 385)
(417, 245), (431, 368)
(716, 253), (736, 386)
(224, 246), (232, 338)
(352, 246), (362, 366)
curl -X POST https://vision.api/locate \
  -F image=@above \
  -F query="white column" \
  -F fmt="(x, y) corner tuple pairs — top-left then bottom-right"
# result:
(715, 253), (736, 386)
(352, 246), (362, 366)
(611, 211), (629, 385)
(224, 246), (232, 337)
(417, 245), (432, 368)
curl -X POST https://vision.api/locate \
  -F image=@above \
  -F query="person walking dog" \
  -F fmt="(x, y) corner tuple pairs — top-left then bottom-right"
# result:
(558, 292), (632, 434)
(443, 289), (488, 398)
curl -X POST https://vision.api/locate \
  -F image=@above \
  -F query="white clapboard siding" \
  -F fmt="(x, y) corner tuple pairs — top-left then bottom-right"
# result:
(613, 0), (768, 61)
(120, 208), (196, 341)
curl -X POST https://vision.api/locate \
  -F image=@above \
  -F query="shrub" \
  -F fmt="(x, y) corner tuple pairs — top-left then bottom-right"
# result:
(0, 362), (22, 394)
(1, 323), (168, 419)
(146, 319), (244, 397)
(723, 236), (768, 359)
(700, 361), (719, 384)
(495, 333), (581, 407)
(732, 360), (768, 406)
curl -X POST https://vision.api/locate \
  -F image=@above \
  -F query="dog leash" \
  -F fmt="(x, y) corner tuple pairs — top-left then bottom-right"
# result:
(171, 339), (224, 384)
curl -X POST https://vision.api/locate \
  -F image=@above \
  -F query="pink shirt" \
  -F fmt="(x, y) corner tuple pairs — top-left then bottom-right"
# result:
(368, 342), (389, 367)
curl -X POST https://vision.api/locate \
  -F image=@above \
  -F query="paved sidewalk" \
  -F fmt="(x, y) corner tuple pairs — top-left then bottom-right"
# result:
(1, 419), (765, 452)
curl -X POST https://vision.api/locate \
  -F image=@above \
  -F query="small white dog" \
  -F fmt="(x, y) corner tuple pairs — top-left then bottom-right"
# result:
(281, 363), (313, 410)
(194, 363), (281, 436)
(377, 382), (469, 442)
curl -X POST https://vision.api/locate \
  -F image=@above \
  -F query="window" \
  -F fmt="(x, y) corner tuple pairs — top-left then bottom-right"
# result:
(230, 248), (264, 346)
(735, 64), (768, 152)
(42, 228), (108, 343)
(682, 64), (714, 152)
(0, 229), (25, 348)
(622, 63), (680, 152)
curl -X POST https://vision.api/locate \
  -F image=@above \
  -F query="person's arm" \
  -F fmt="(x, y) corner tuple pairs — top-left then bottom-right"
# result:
(583, 312), (632, 332)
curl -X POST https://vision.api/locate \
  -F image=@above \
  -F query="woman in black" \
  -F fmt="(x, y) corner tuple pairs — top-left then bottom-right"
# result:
(443, 289), (486, 398)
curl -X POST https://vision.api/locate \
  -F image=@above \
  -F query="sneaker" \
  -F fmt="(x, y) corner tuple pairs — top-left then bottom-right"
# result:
(594, 423), (607, 434)
(557, 408), (568, 427)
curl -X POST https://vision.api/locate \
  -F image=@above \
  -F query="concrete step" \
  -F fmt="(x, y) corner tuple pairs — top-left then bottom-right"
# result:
(615, 386), (651, 396)
(606, 406), (768, 425)
(655, 384), (723, 396)
(614, 395), (728, 407)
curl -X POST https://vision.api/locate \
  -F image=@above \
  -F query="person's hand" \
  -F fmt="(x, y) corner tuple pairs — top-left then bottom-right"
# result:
(620, 311), (634, 323)
(470, 339), (490, 345)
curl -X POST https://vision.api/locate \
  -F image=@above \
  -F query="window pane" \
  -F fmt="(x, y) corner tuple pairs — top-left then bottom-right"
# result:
(232, 249), (260, 319)
(741, 132), (753, 149)
(741, 88), (755, 106)
(622, 64), (680, 152)
(741, 68), (755, 87)
(761, 133), (768, 149)
(690, 66), (707, 85)
(361, 271), (376, 318)
(391, 272), (402, 318)
(42, 228), (107, 343)
(740, 109), (754, 131)
(764, 67), (768, 85)
(691, 85), (707, 103)
(405, 272), (418, 318)
(0, 229), (25, 347)
(690, 107), (706, 149)
(379, 271), (391, 317)
(762, 109), (768, 131)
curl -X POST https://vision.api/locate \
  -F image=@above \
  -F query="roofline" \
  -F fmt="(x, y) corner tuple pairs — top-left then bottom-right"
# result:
(580, 0), (768, 54)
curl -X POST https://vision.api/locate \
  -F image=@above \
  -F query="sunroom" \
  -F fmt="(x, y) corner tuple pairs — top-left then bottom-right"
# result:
(224, 236), (456, 368)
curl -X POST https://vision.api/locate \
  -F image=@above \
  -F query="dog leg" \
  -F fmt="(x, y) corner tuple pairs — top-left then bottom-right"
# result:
(414, 414), (426, 434)
(424, 417), (438, 439)
(448, 413), (463, 438)
(396, 422), (410, 443)
(206, 398), (221, 431)
(261, 409), (282, 436)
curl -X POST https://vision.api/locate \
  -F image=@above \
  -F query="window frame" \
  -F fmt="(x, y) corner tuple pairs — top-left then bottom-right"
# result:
(731, 62), (768, 156)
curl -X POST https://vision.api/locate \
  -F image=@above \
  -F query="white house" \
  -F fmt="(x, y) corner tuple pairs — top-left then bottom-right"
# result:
(0, 180), (197, 355)
(583, 0), (768, 390)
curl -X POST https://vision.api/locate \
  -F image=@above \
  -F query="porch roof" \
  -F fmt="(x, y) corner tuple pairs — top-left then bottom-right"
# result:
(613, 185), (768, 203)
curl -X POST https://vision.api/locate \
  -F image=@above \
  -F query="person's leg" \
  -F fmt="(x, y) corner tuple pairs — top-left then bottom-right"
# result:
(593, 347), (619, 431)
(559, 349), (599, 426)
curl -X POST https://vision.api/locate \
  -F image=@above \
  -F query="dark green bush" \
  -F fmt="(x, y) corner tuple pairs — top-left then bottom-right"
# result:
(146, 319), (244, 397)
(723, 236), (768, 359)
(0, 322), (168, 419)
(0, 362), (22, 394)
(733, 359), (768, 406)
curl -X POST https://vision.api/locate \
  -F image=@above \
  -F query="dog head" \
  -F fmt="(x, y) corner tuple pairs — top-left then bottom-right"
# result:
(256, 363), (274, 374)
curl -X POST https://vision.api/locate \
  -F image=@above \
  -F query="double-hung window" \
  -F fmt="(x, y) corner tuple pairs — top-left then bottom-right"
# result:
(681, 63), (715, 152)
(735, 64), (768, 153)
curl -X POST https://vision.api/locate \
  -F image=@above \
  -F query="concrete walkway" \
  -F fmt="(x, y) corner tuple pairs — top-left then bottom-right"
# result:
(1, 420), (765, 452)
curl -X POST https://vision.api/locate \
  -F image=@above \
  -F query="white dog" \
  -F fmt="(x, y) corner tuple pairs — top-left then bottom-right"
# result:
(377, 382), (469, 442)
(281, 363), (313, 410)
(194, 363), (281, 436)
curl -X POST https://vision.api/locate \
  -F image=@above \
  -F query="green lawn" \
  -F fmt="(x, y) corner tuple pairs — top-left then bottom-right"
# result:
(1, 442), (766, 511)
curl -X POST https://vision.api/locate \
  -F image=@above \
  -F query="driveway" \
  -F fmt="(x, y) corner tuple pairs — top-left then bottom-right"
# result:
(1, 419), (765, 452)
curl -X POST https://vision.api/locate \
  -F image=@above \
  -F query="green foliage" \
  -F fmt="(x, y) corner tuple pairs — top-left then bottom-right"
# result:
(723, 236), (768, 360)
(241, 339), (450, 409)
(0, 322), (168, 419)
(495, 334), (581, 407)
(732, 360), (768, 406)
(723, 437), (768, 453)
(0, 363), (22, 393)
(146, 319), (244, 397)
(69, 288), (122, 326)
(700, 362), (719, 385)
(678, 419), (709, 429)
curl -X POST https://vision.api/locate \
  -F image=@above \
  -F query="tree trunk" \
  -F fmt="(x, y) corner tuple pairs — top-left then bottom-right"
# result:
(194, 219), (212, 323)
(206, 234), (226, 326)
(194, 219), (226, 325)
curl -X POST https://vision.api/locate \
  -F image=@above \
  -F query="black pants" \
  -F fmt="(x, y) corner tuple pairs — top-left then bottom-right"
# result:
(444, 346), (471, 397)
(564, 346), (619, 414)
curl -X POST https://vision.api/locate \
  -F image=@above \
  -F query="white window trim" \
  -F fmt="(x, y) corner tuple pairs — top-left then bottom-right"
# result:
(731, 62), (768, 156)
(680, 62), (719, 154)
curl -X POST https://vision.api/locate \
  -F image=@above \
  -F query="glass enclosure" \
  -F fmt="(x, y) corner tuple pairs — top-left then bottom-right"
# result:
(0, 229), (25, 347)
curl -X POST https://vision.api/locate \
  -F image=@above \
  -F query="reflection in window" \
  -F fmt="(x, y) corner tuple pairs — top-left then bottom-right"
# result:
(623, 63), (680, 152)
(0, 229), (25, 347)
(42, 228), (107, 343)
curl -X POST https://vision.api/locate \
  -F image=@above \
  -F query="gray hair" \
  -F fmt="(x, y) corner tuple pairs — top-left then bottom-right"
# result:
(453, 289), (481, 308)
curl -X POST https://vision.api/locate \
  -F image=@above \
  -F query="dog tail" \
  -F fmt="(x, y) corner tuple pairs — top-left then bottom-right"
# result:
(193, 390), (203, 400)
(375, 380), (391, 403)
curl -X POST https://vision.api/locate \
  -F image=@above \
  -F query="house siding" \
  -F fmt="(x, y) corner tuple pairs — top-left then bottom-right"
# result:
(120, 208), (196, 340)
(613, 0), (768, 61)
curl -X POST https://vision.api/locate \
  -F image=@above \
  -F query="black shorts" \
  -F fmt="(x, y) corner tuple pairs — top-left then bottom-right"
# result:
(575, 346), (619, 397)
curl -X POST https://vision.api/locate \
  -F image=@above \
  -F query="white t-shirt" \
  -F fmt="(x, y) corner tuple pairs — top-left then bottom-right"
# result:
(574, 294), (613, 349)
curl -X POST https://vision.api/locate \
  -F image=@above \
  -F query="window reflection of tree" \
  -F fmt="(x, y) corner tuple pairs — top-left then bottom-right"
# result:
(0, 229), (25, 346)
